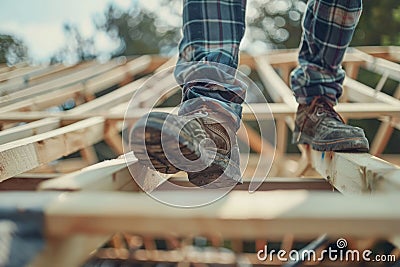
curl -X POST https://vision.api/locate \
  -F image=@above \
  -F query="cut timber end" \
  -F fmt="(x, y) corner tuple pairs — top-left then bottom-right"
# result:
(310, 149), (400, 194)
(0, 117), (104, 181)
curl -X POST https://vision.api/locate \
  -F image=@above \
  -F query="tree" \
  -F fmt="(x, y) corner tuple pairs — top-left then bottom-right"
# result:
(51, 23), (96, 64)
(352, 0), (400, 46)
(0, 34), (28, 65)
(247, 0), (306, 49)
(96, 5), (180, 56)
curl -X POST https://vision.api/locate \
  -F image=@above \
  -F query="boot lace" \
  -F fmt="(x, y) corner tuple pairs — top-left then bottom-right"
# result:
(298, 96), (344, 142)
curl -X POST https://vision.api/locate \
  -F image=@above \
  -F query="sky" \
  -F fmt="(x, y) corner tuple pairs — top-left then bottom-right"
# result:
(0, 0), (140, 62)
(0, 0), (290, 63)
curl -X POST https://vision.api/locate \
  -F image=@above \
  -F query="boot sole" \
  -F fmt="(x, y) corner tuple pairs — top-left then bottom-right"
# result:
(293, 132), (369, 152)
(131, 112), (238, 188)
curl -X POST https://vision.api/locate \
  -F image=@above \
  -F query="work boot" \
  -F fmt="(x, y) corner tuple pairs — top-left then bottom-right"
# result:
(130, 111), (241, 188)
(292, 97), (369, 152)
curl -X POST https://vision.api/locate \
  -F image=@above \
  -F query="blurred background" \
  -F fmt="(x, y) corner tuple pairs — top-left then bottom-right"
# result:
(0, 0), (399, 158)
(1, 0), (399, 65)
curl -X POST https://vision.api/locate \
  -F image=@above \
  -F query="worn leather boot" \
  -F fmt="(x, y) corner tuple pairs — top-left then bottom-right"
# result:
(130, 111), (241, 188)
(292, 97), (369, 152)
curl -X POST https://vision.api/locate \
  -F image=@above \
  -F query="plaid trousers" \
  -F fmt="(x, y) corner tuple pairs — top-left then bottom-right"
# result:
(175, 0), (362, 130)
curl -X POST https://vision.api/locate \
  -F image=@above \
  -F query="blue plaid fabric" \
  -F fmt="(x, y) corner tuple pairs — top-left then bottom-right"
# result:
(175, 0), (362, 128)
(291, 0), (362, 104)
(175, 0), (246, 131)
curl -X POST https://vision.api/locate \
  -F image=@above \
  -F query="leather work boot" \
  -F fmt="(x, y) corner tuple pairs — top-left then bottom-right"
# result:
(130, 111), (241, 188)
(292, 97), (369, 152)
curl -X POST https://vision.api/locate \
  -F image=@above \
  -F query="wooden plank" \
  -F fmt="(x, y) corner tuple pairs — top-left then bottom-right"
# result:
(168, 177), (333, 191)
(31, 140), (328, 194)
(0, 65), (39, 82)
(310, 148), (400, 194)
(2, 102), (400, 123)
(255, 56), (297, 107)
(9, 190), (395, 238)
(0, 59), (120, 107)
(0, 176), (52, 191)
(0, 64), (11, 74)
(69, 57), (177, 115)
(355, 46), (400, 62)
(345, 77), (400, 132)
(38, 157), (135, 191)
(0, 83), (84, 113)
(0, 118), (60, 144)
(31, 235), (110, 267)
(0, 56), (151, 113)
(30, 158), (89, 174)
(103, 121), (124, 155)
(38, 153), (171, 192)
(83, 55), (151, 96)
(0, 117), (104, 181)
(17, 61), (96, 89)
(79, 146), (98, 164)
(0, 64), (73, 94)
(351, 48), (400, 81)
(346, 78), (399, 104)
(237, 122), (275, 155)
(0, 62), (97, 97)
(68, 78), (146, 114)
(256, 55), (400, 193)
(389, 46), (400, 62)
(265, 49), (364, 68)
(370, 85), (400, 155)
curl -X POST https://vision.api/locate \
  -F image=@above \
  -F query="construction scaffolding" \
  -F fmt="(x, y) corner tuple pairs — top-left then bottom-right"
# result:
(0, 46), (399, 266)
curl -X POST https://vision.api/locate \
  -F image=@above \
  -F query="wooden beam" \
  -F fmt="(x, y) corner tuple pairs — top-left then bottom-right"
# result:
(31, 235), (110, 267)
(1, 102), (400, 124)
(29, 158), (89, 174)
(0, 59), (120, 107)
(355, 46), (400, 62)
(168, 177), (333, 191)
(255, 56), (297, 107)
(345, 77), (400, 132)
(0, 56), (151, 113)
(264, 49), (364, 68)
(0, 84), (84, 112)
(0, 118), (60, 144)
(347, 78), (399, 104)
(370, 85), (400, 155)
(81, 55), (151, 96)
(35, 122), (327, 194)
(256, 55), (400, 194)
(38, 153), (172, 192)
(351, 48), (400, 81)
(0, 65), (40, 82)
(310, 148), (400, 194)
(5, 190), (394, 238)
(67, 78), (145, 114)
(0, 64), (76, 94)
(38, 157), (136, 191)
(0, 117), (104, 181)
(0, 176), (51, 191)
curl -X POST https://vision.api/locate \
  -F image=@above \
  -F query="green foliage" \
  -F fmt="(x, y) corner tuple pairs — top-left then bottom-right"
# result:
(96, 5), (180, 56)
(352, 0), (400, 46)
(247, 0), (306, 49)
(46, 0), (400, 61)
(0, 34), (28, 65)
(51, 24), (96, 64)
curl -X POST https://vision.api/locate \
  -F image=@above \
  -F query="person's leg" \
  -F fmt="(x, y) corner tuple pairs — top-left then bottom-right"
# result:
(291, 0), (369, 151)
(175, 0), (247, 131)
(131, 0), (247, 187)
